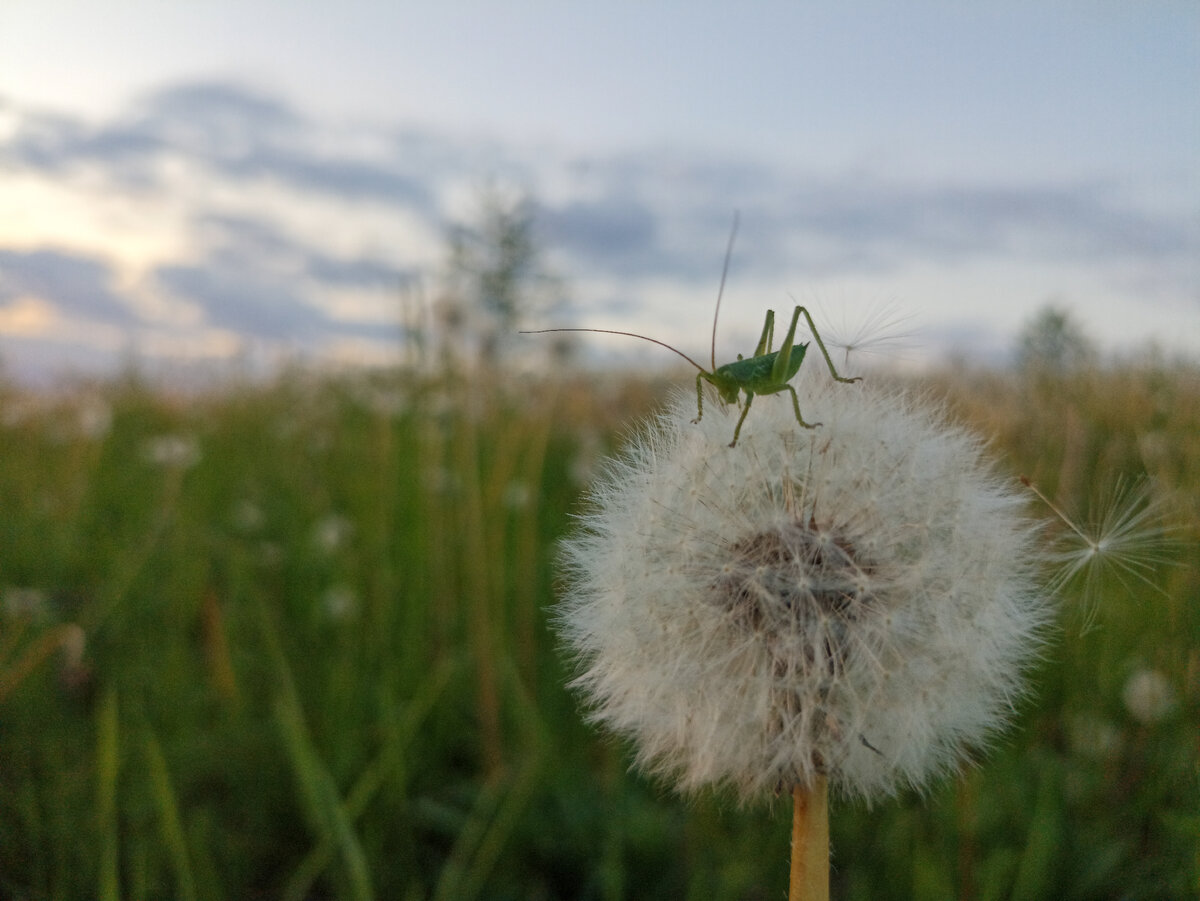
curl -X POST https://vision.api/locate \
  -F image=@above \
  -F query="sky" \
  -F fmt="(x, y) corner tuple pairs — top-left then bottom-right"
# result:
(1, 2), (1197, 382)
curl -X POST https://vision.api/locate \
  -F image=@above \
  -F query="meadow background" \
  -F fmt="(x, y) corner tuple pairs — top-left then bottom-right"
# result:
(0, 211), (1196, 900)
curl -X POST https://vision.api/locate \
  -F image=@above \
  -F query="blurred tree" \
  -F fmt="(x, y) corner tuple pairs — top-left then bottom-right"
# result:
(438, 186), (567, 367)
(1015, 304), (1096, 372)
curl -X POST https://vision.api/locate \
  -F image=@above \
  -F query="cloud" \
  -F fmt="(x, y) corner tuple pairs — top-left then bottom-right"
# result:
(306, 253), (420, 290)
(145, 214), (411, 341)
(154, 263), (320, 340)
(210, 213), (419, 290)
(532, 153), (1195, 293)
(2, 81), (433, 208)
(144, 81), (303, 141)
(0, 248), (141, 324)
(774, 179), (1191, 264)
(4, 82), (1188, 277)
(1, 79), (1196, 380)
(537, 198), (659, 269)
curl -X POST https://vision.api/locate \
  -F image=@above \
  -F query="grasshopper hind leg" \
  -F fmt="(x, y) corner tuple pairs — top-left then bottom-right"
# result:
(785, 385), (821, 430)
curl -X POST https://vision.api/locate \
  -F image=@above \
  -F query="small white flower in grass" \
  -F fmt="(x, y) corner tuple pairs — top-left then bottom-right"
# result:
(556, 372), (1052, 803)
(1067, 714), (1121, 760)
(503, 480), (532, 510)
(1122, 669), (1175, 725)
(231, 498), (265, 534)
(2, 586), (49, 620)
(311, 513), (354, 554)
(75, 395), (113, 440)
(142, 434), (201, 469)
(322, 584), (360, 621)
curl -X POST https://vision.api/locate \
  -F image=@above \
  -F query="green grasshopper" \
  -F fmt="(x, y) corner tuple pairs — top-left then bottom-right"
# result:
(522, 221), (861, 447)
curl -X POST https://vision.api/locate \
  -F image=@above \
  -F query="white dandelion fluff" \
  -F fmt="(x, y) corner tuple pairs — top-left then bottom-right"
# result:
(556, 371), (1053, 804)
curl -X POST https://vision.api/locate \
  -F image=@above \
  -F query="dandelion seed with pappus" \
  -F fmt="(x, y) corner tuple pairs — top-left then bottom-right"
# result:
(1024, 475), (1177, 619)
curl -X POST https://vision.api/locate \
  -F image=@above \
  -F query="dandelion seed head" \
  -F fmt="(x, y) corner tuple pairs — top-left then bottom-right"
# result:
(557, 372), (1052, 803)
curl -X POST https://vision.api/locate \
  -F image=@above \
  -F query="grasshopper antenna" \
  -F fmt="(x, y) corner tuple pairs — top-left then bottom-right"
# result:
(711, 211), (739, 371)
(518, 327), (709, 374)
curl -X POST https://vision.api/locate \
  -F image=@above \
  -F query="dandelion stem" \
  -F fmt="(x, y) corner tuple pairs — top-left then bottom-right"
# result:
(789, 777), (829, 901)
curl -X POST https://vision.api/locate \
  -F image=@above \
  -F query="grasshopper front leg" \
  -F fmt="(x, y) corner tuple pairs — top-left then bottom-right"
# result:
(692, 371), (705, 424)
(729, 392), (755, 447)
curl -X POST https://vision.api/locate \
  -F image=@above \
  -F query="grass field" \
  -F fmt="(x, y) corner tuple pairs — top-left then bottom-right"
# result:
(0, 355), (1196, 900)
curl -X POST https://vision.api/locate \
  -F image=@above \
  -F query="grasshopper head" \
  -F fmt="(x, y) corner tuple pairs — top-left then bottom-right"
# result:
(718, 382), (741, 405)
(701, 369), (743, 406)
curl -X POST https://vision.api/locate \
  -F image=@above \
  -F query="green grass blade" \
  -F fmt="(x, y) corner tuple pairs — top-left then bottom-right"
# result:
(283, 655), (461, 901)
(96, 689), (120, 901)
(274, 694), (374, 901)
(433, 658), (547, 901)
(143, 729), (197, 901)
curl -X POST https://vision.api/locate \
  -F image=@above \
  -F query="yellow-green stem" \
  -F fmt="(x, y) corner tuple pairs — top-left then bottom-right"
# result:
(789, 777), (829, 901)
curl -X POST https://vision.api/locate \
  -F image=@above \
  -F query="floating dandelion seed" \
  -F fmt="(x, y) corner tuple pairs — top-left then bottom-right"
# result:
(819, 299), (917, 369)
(1023, 476), (1176, 618)
(556, 371), (1053, 804)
